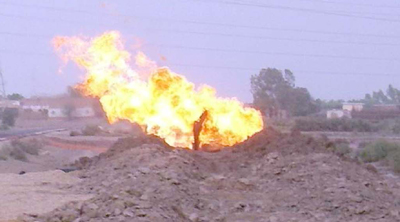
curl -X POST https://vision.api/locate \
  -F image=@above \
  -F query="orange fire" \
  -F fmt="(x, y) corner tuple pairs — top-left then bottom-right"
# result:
(52, 31), (263, 149)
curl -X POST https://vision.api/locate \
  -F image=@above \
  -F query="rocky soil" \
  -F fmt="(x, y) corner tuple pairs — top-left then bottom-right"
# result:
(24, 129), (400, 222)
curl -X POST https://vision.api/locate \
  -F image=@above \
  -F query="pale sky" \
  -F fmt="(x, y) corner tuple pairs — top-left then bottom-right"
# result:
(0, 0), (399, 102)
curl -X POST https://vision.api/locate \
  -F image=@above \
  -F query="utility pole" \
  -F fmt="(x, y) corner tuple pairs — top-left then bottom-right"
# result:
(0, 62), (6, 99)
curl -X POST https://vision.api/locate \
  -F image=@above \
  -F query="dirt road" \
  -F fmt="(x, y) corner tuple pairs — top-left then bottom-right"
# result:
(0, 170), (93, 222)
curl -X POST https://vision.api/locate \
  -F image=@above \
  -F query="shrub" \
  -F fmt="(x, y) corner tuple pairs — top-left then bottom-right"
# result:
(0, 138), (44, 162)
(82, 125), (101, 136)
(392, 123), (400, 134)
(0, 124), (9, 131)
(333, 143), (351, 156)
(358, 140), (400, 173)
(359, 140), (399, 162)
(2, 108), (18, 127)
(0, 147), (8, 161)
(10, 138), (43, 156)
(9, 146), (27, 161)
(390, 152), (400, 172)
(70, 131), (81, 136)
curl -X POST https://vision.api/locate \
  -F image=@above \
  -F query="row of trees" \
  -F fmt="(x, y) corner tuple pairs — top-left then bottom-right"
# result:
(0, 93), (24, 101)
(349, 85), (400, 106)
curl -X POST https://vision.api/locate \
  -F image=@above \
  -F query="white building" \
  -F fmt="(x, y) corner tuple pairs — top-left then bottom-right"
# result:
(22, 97), (97, 119)
(327, 109), (351, 119)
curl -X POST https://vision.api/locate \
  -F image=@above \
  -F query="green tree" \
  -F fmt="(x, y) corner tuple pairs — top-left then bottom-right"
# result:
(2, 108), (18, 127)
(289, 87), (318, 116)
(360, 85), (400, 105)
(387, 84), (400, 104)
(7, 93), (24, 100)
(251, 68), (317, 117)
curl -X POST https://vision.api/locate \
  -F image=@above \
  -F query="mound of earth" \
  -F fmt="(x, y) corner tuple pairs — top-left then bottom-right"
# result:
(25, 129), (400, 222)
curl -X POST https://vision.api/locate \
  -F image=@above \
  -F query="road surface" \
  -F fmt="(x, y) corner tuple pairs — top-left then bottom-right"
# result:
(0, 127), (66, 141)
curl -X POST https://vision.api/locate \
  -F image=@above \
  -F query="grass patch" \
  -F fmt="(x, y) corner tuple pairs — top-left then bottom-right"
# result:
(359, 140), (400, 172)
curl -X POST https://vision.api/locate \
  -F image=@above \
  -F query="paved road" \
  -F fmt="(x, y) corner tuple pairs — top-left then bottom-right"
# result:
(0, 127), (66, 141)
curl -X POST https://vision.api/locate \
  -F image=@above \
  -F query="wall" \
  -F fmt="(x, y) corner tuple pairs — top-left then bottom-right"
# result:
(48, 108), (66, 118)
(74, 107), (95, 118)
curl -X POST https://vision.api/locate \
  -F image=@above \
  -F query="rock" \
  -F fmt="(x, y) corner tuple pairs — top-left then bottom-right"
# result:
(140, 193), (149, 200)
(269, 215), (278, 222)
(136, 210), (147, 217)
(189, 213), (199, 221)
(267, 152), (279, 163)
(59, 210), (77, 221)
(138, 167), (151, 174)
(348, 194), (363, 203)
(390, 210), (399, 217)
(114, 208), (122, 216)
(83, 203), (99, 218)
(238, 178), (251, 185)
(123, 209), (134, 217)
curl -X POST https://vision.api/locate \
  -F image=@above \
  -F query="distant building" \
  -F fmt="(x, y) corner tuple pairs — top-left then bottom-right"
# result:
(21, 98), (50, 112)
(21, 97), (97, 119)
(327, 109), (351, 119)
(0, 100), (20, 109)
(342, 103), (364, 112)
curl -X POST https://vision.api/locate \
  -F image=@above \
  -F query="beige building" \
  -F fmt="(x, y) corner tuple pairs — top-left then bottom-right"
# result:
(342, 103), (364, 112)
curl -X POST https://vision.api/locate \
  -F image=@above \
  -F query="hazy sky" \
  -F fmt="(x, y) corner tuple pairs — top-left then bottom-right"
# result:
(0, 0), (399, 102)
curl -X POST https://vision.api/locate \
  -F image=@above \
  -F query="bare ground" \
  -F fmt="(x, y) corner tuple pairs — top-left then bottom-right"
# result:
(22, 130), (400, 222)
(0, 170), (93, 222)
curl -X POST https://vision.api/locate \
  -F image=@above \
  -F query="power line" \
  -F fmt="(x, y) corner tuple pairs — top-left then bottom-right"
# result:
(1, 40), (399, 62)
(186, 0), (400, 23)
(4, 0), (399, 21)
(1, 2), (400, 40)
(171, 63), (399, 77)
(278, 0), (400, 10)
(0, 49), (397, 78)
(204, 0), (400, 17)
(1, 28), (400, 47)
(147, 44), (399, 62)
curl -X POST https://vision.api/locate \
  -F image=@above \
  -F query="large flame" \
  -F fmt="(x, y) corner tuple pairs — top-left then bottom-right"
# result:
(53, 31), (263, 149)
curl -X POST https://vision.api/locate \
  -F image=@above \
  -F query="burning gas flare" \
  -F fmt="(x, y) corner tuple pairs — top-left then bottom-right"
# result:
(52, 31), (263, 149)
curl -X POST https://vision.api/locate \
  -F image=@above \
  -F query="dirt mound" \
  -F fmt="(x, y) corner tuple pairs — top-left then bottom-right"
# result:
(26, 130), (400, 222)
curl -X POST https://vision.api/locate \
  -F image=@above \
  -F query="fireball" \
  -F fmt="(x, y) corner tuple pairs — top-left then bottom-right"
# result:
(52, 31), (263, 149)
